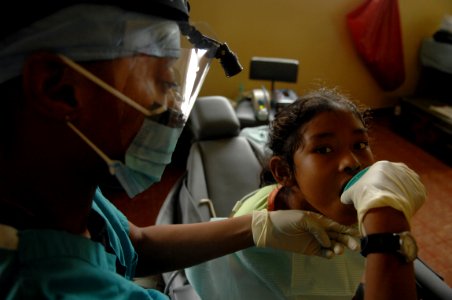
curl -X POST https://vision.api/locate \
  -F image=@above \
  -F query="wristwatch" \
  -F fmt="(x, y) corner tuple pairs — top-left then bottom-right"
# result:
(360, 231), (418, 263)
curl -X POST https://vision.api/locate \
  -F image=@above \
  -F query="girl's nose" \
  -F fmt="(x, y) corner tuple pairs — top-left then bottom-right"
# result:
(340, 151), (361, 174)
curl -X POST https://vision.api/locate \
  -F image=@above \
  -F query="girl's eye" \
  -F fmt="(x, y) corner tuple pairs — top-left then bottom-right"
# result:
(315, 146), (332, 154)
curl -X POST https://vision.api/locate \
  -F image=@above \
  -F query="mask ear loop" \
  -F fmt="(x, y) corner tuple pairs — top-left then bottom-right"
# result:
(58, 55), (166, 116)
(66, 120), (117, 176)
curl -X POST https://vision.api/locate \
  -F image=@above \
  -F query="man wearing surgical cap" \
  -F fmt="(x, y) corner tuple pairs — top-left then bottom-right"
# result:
(0, 1), (366, 299)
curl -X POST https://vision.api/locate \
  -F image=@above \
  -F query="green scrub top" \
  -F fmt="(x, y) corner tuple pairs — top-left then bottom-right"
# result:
(0, 188), (168, 300)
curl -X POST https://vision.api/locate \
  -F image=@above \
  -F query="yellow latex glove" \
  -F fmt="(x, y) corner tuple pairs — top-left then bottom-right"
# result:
(341, 160), (426, 234)
(252, 210), (360, 258)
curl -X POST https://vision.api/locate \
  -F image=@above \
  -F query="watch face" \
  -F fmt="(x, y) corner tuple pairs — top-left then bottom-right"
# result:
(400, 232), (418, 263)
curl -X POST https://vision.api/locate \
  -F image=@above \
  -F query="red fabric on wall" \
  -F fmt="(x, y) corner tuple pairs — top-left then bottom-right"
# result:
(347, 0), (405, 91)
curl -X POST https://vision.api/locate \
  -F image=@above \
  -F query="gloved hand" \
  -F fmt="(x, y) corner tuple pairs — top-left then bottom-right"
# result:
(340, 160), (426, 234)
(251, 209), (360, 258)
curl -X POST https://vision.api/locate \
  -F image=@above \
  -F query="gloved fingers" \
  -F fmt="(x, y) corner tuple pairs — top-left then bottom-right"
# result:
(298, 211), (361, 250)
(303, 217), (333, 249)
(319, 242), (345, 258)
(262, 210), (361, 257)
(328, 231), (361, 251)
(297, 236), (336, 259)
(340, 188), (354, 205)
(338, 225), (360, 237)
(270, 210), (334, 248)
(307, 211), (360, 237)
(332, 241), (345, 255)
(320, 248), (335, 259)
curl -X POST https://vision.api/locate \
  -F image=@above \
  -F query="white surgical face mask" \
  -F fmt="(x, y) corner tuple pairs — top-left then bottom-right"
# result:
(116, 119), (183, 197)
(64, 47), (212, 197)
(67, 113), (182, 199)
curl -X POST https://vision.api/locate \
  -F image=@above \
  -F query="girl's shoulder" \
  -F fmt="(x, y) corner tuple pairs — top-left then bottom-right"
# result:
(231, 184), (279, 217)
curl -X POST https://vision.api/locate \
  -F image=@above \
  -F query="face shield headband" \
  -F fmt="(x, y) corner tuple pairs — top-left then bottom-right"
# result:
(0, 3), (242, 84)
(0, 4), (183, 82)
(60, 45), (213, 127)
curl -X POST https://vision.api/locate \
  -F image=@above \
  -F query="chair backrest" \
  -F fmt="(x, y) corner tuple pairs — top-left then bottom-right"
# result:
(155, 95), (265, 299)
(156, 95), (264, 225)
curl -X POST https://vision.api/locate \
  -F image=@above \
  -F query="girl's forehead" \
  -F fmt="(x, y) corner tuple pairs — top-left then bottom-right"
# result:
(302, 109), (365, 136)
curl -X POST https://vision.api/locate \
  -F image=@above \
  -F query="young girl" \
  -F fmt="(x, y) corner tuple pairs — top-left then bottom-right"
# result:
(185, 88), (424, 299)
(185, 88), (372, 299)
(233, 87), (374, 225)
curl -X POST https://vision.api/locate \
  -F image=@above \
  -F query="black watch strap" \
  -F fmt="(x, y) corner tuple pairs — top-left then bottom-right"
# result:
(360, 233), (400, 257)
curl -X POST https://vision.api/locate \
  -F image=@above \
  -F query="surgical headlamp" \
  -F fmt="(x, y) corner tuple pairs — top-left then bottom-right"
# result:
(179, 23), (243, 77)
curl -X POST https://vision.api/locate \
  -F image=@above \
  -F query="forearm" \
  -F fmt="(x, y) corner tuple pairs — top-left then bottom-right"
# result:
(362, 207), (416, 300)
(131, 214), (254, 276)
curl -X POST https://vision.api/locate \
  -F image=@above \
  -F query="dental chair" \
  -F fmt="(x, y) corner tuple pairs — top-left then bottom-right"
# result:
(156, 96), (451, 300)
(156, 95), (265, 299)
(157, 95), (265, 225)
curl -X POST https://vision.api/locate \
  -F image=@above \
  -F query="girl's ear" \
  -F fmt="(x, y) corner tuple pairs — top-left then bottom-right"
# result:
(22, 52), (79, 121)
(269, 156), (294, 187)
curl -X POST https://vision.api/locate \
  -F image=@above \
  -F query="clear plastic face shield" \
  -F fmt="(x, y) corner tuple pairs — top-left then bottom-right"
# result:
(61, 29), (215, 198)
(0, 4), (241, 197)
(61, 12), (215, 198)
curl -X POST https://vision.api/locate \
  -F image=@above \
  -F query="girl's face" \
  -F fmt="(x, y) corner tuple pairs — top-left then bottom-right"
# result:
(289, 109), (374, 225)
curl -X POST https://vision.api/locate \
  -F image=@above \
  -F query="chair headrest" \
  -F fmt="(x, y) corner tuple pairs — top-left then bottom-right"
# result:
(189, 96), (241, 140)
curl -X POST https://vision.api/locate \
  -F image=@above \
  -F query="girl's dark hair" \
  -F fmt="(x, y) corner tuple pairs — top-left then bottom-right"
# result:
(260, 87), (370, 186)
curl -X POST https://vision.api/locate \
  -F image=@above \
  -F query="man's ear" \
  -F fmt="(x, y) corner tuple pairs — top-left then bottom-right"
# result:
(22, 52), (79, 121)
(269, 156), (294, 187)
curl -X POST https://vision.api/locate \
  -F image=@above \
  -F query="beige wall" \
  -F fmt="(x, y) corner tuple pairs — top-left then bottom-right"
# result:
(190, 0), (452, 108)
